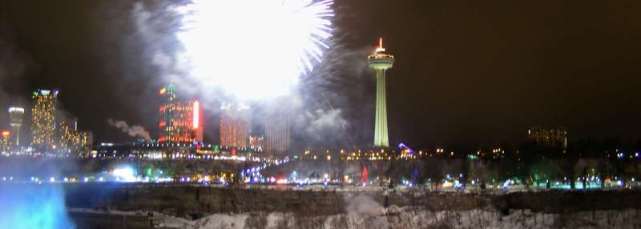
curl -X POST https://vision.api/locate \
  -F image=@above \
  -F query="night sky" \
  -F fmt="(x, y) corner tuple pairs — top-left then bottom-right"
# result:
(2, 0), (641, 148)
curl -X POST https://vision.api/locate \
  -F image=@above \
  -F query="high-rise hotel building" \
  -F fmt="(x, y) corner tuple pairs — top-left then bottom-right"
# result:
(263, 97), (291, 156)
(158, 84), (203, 144)
(32, 89), (58, 149)
(219, 103), (249, 148)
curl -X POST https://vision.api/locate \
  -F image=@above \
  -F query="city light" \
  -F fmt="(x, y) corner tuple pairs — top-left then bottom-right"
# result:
(112, 166), (137, 182)
(174, 0), (334, 100)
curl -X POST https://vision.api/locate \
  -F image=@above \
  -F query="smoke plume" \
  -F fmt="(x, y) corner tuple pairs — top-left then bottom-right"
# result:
(291, 41), (374, 147)
(128, 1), (378, 148)
(301, 108), (348, 142)
(0, 19), (33, 129)
(107, 118), (151, 141)
(130, 2), (204, 98)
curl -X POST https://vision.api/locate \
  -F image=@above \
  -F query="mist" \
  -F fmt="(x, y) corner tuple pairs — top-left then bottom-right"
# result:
(0, 184), (75, 229)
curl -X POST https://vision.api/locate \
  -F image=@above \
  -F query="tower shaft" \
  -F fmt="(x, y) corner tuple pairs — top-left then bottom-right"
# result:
(374, 69), (389, 147)
(12, 126), (20, 146)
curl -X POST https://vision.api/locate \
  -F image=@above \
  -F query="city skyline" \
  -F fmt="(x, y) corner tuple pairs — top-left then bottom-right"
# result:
(1, 0), (641, 148)
(0, 74), (639, 152)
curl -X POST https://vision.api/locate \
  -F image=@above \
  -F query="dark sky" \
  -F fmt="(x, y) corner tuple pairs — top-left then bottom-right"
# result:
(2, 0), (641, 148)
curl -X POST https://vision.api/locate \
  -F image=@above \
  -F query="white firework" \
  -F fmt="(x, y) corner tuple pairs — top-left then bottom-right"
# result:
(175, 0), (334, 100)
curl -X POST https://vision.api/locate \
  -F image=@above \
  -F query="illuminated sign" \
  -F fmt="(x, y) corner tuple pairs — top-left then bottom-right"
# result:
(192, 101), (200, 129)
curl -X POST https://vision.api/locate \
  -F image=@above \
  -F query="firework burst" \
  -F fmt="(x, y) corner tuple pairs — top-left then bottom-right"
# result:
(175, 0), (334, 100)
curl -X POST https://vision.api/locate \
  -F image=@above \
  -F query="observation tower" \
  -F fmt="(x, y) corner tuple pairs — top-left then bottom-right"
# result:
(368, 38), (394, 147)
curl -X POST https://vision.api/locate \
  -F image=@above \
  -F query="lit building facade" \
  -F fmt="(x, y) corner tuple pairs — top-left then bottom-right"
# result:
(158, 84), (203, 144)
(80, 131), (93, 153)
(528, 127), (568, 150)
(368, 38), (394, 147)
(8, 106), (24, 146)
(249, 135), (264, 151)
(57, 119), (91, 154)
(1, 130), (10, 152)
(32, 89), (58, 149)
(219, 103), (249, 148)
(262, 97), (292, 156)
(264, 113), (290, 156)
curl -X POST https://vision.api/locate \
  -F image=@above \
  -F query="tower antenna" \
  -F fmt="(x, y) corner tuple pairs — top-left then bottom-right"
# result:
(375, 37), (386, 53)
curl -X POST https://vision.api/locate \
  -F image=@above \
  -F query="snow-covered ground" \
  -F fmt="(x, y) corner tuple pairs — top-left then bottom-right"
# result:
(144, 193), (641, 229)
(68, 192), (641, 228)
(148, 208), (641, 229)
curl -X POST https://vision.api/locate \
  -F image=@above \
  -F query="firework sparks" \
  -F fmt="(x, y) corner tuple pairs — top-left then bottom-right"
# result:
(175, 0), (334, 100)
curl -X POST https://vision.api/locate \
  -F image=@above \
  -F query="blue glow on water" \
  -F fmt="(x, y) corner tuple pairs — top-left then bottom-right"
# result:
(0, 184), (74, 229)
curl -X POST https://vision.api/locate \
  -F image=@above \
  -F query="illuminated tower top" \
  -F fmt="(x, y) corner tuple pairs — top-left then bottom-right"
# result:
(368, 38), (395, 70)
(8, 107), (24, 127)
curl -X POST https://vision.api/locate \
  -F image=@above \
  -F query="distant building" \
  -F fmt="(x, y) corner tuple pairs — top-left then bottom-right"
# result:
(8, 106), (24, 146)
(528, 127), (568, 150)
(1, 130), (10, 152)
(219, 103), (249, 148)
(264, 120), (290, 155)
(249, 135), (264, 151)
(264, 99), (291, 156)
(81, 131), (93, 153)
(57, 118), (92, 154)
(32, 89), (58, 150)
(158, 84), (203, 144)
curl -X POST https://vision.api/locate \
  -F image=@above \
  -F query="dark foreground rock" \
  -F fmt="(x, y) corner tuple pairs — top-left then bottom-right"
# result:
(63, 184), (641, 228)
